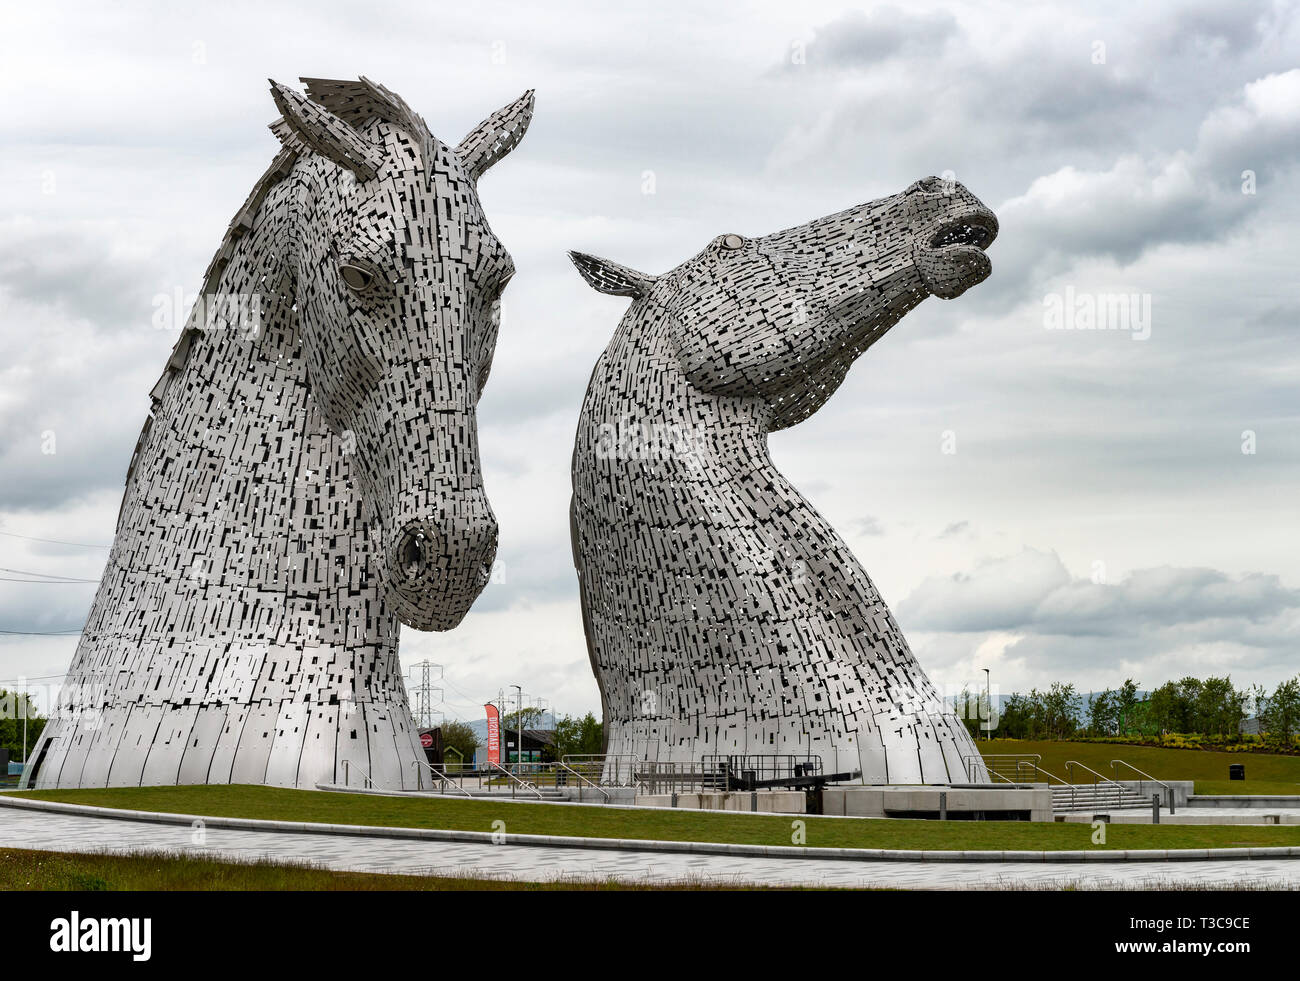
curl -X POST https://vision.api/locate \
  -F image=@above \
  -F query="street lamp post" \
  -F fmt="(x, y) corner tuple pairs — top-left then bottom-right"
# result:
(18, 676), (29, 766)
(510, 684), (522, 774)
(983, 668), (991, 742)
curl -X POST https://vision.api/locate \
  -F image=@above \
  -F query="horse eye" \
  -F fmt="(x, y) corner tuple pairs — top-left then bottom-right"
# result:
(339, 264), (375, 291)
(721, 234), (746, 250)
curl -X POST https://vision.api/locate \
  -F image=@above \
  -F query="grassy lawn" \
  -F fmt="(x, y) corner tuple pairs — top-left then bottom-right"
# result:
(0, 847), (731, 891)
(980, 739), (1300, 795)
(11, 785), (1300, 852)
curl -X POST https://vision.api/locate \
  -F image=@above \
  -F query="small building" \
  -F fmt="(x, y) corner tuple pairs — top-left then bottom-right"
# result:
(474, 728), (556, 766)
(417, 727), (443, 766)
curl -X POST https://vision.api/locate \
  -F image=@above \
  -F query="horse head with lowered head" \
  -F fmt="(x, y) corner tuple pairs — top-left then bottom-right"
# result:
(270, 77), (530, 629)
(23, 78), (533, 791)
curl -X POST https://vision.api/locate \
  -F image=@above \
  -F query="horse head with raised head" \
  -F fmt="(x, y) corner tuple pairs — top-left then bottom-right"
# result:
(569, 177), (998, 783)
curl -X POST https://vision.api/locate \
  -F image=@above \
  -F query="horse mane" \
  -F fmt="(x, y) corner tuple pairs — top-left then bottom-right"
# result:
(126, 79), (435, 504)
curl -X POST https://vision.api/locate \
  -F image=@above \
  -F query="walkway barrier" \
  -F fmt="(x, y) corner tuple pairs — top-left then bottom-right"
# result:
(1111, 759), (1175, 812)
(340, 759), (374, 790)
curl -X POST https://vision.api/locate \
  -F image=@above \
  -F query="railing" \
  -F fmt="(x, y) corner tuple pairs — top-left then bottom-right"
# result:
(562, 754), (640, 787)
(410, 759), (473, 798)
(486, 761), (544, 800)
(1064, 759), (1140, 810)
(702, 754), (822, 788)
(1111, 759), (1175, 811)
(340, 759), (373, 789)
(634, 760), (728, 794)
(973, 753), (1042, 784)
(554, 760), (610, 803)
(1014, 759), (1069, 786)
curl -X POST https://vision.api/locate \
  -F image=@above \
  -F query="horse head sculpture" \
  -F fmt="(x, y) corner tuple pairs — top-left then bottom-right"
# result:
(23, 78), (533, 790)
(569, 178), (998, 783)
(572, 177), (996, 430)
(270, 78), (526, 630)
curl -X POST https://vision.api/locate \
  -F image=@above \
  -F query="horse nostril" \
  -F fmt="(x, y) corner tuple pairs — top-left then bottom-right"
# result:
(397, 529), (428, 578)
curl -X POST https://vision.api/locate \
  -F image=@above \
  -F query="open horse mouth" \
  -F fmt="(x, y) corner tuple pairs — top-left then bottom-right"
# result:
(928, 213), (997, 252)
(916, 206), (998, 299)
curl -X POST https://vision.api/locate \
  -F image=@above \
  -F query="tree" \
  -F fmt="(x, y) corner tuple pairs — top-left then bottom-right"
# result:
(1177, 677), (1204, 731)
(1146, 680), (1182, 735)
(1087, 689), (1117, 736)
(1115, 678), (1141, 735)
(956, 687), (980, 739)
(1248, 683), (1270, 725)
(1196, 676), (1246, 737)
(552, 712), (603, 759)
(1264, 676), (1300, 745)
(996, 693), (1033, 738)
(501, 705), (548, 733)
(439, 720), (479, 765)
(1041, 682), (1080, 739)
(0, 689), (45, 765)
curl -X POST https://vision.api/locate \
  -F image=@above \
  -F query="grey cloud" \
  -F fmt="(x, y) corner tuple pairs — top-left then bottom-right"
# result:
(793, 7), (959, 69)
(854, 515), (885, 537)
(1150, 0), (1291, 58)
(899, 548), (1300, 639)
(0, 221), (166, 332)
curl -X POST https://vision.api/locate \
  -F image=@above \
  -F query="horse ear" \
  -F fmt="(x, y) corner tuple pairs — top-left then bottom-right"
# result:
(568, 251), (655, 298)
(456, 90), (535, 182)
(269, 79), (384, 181)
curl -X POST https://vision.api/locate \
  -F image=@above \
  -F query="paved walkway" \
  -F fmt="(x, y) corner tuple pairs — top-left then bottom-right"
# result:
(1, 807), (1297, 889)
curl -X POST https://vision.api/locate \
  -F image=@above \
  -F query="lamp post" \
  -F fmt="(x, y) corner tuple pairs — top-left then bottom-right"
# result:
(510, 684), (522, 773)
(983, 668), (991, 742)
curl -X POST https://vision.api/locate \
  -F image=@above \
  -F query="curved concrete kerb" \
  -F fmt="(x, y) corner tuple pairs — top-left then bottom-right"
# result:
(1, 795), (1297, 864)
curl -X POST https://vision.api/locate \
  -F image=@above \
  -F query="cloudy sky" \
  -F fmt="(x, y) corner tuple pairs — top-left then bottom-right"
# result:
(1, 0), (1297, 724)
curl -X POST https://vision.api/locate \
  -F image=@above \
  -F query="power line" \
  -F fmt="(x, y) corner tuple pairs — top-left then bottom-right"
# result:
(0, 577), (99, 584)
(0, 629), (83, 636)
(0, 531), (110, 549)
(0, 566), (101, 582)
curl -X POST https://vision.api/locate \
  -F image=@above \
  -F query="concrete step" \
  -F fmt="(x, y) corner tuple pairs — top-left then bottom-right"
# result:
(1051, 785), (1152, 811)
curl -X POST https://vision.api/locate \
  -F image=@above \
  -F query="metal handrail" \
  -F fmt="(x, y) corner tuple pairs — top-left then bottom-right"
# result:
(340, 758), (372, 789)
(1009, 760), (1082, 810)
(410, 759), (473, 798)
(1111, 759), (1174, 811)
(554, 760), (609, 802)
(1065, 760), (1132, 809)
(563, 753), (640, 787)
(1014, 760), (1069, 786)
(486, 761), (544, 799)
(972, 753), (1041, 784)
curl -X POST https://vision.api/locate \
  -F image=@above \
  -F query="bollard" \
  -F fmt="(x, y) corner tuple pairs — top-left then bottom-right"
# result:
(751, 791), (758, 812)
(671, 791), (678, 808)
(1152, 793), (1160, 824)
(939, 791), (947, 821)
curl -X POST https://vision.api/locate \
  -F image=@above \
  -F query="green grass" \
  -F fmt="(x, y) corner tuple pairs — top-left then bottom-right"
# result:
(980, 739), (1300, 795)
(0, 847), (735, 891)
(1192, 780), (1300, 796)
(12, 784), (1300, 852)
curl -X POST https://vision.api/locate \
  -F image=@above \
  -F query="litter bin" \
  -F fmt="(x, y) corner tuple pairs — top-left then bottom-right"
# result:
(1229, 763), (1245, 781)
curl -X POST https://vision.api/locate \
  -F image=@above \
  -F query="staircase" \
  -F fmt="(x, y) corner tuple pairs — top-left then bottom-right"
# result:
(1050, 782), (1152, 812)
(977, 755), (1158, 812)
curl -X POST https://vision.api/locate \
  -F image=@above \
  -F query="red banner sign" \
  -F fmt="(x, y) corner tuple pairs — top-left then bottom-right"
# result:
(484, 703), (501, 765)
